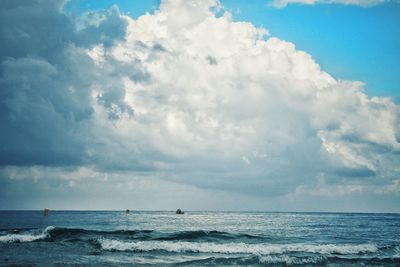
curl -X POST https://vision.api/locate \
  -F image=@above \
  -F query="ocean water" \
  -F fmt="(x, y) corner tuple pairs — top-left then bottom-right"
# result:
(0, 211), (399, 266)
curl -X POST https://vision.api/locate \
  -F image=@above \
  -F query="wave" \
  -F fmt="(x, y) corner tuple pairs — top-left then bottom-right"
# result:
(394, 245), (400, 256)
(0, 227), (261, 244)
(258, 255), (327, 265)
(180, 255), (400, 266)
(153, 230), (260, 241)
(98, 239), (378, 256)
(0, 226), (54, 243)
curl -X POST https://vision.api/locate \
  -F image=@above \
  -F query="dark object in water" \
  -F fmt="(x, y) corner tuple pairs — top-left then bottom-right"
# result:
(176, 208), (184, 214)
(43, 208), (49, 216)
(125, 209), (130, 214)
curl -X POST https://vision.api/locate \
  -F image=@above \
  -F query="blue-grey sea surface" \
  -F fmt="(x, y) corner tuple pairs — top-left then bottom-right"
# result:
(0, 211), (399, 266)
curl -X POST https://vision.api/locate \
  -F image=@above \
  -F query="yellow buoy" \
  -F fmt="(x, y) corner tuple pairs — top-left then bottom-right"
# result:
(43, 208), (49, 216)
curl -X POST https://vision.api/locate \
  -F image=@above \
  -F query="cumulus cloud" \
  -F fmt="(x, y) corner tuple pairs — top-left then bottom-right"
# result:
(270, 0), (389, 8)
(0, 0), (399, 210)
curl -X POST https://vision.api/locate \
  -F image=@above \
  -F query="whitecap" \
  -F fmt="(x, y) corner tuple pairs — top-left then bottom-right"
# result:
(0, 226), (55, 243)
(259, 255), (327, 265)
(98, 239), (378, 255)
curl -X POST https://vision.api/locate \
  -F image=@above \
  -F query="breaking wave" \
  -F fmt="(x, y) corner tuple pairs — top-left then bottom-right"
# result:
(98, 239), (378, 255)
(0, 226), (55, 243)
(0, 227), (263, 243)
(258, 255), (327, 265)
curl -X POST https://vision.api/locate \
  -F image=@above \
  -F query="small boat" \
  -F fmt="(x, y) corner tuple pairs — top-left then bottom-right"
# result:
(176, 208), (184, 214)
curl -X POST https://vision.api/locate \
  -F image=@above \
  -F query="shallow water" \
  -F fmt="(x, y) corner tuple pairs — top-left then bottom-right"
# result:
(0, 211), (399, 266)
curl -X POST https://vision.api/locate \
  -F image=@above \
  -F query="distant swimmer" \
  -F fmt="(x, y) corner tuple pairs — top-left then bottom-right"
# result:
(125, 209), (130, 214)
(176, 208), (184, 214)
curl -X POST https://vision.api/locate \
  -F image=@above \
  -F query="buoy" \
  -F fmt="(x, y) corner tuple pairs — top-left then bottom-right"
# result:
(43, 208), (49, 216)
(176, 208), (184, 214)
(125, 209), (130, 214)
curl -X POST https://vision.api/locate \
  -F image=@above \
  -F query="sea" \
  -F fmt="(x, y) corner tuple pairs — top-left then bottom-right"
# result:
(0, 211), (399, 266)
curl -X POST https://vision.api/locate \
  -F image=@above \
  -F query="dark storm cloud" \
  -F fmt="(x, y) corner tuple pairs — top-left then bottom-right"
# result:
(0, 0), (130, 166)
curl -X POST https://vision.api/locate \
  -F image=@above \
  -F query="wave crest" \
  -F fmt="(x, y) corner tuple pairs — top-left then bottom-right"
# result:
(98, 239), (378, 255)
(259, 255), (327, 265)
(0, 226), (55, 243)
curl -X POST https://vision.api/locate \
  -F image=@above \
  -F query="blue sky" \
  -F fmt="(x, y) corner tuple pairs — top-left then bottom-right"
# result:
(1, 0), (399, 211)
(65, 0), (400, 101)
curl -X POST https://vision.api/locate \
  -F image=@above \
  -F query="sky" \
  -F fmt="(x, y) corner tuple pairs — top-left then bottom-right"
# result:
(0, 0), (399, 212)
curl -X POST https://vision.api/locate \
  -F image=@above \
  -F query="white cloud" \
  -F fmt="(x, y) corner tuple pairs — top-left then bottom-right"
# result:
(73, 0), (400, 197)
(270, 0), (388, 8)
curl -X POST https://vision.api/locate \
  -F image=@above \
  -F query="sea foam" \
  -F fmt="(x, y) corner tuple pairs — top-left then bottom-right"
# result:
(258, 255), (328, 265)
(0, 226), (54, 243)
(99, 239), (378, 255)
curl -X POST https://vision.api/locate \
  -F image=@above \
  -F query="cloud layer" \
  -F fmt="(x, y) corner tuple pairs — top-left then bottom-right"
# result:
(0, 0), (399, 210)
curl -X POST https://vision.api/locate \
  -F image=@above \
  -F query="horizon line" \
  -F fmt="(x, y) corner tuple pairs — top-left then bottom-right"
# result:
(1, 209), (399, 215)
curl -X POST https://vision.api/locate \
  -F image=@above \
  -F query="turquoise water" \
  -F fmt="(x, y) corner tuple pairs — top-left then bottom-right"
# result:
(0, 211), (399, 266)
